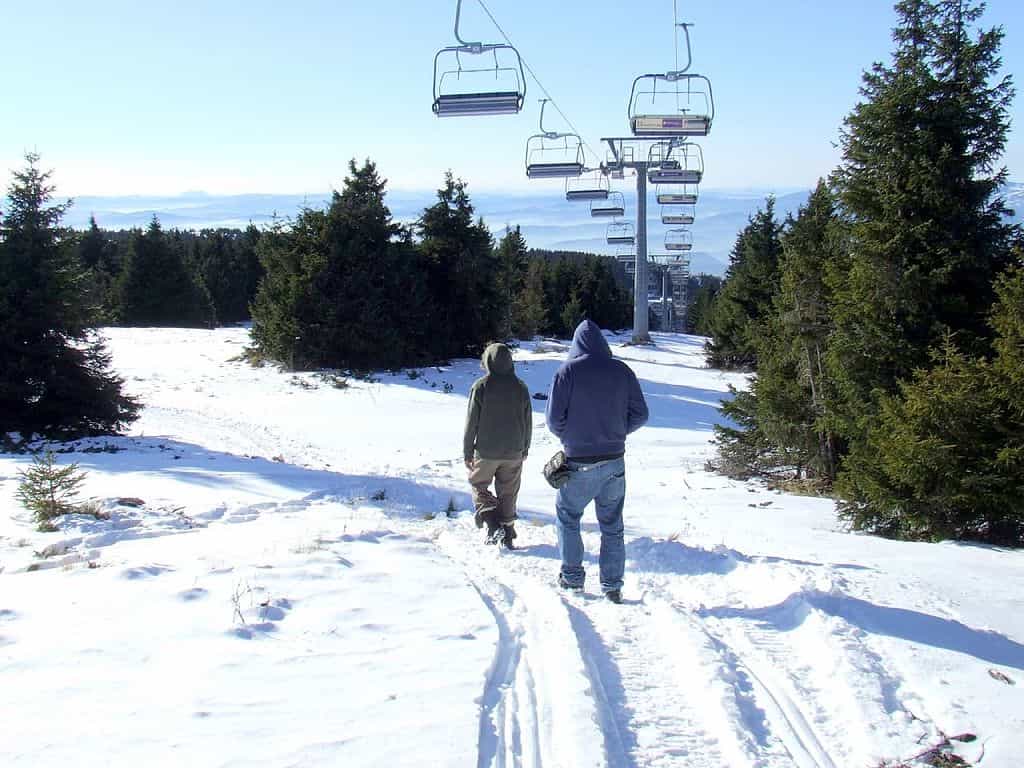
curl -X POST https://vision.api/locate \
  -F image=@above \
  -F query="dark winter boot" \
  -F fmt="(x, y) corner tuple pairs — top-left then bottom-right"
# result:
(500, 524), (517, 550)
(475, 506), (497, 531)
(484, 520), (503, 545)
(605, 589), (622, 604)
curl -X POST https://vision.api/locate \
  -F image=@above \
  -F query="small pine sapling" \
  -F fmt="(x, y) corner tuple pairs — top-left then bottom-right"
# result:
(16, 451), (88, 531)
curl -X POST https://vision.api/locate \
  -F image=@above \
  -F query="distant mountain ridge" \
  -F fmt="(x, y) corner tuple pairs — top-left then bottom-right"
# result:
(55, 182), (1024, 277)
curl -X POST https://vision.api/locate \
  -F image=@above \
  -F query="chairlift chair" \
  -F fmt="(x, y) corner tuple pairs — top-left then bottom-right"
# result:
(648, 142), (704, 184)
(566, 173), (610, 201)
(591, 191), (625, 218)
(663, 204), (696, 225)
(647, 142), (704, 184)
(607, 220), (636, 246)
(629, 72), (714, 137)
(525, 99), (585, 179)
(657, 183), (699, 206)
(665, 228), (693, 252)
(432, 1), (526, 116)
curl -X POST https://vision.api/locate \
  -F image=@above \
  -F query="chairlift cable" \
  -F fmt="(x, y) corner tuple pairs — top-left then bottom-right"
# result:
(474, 0), (603, 167)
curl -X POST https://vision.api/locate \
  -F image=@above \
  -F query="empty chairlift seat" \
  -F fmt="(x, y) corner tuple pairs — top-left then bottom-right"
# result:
(525, 99), (585, 178)
(665, 228), (693, 252)
(648, 168), (702, 184)
(629, 74), (715, 137)
(648, 141), (705, 185)
(566, 173), (610, 201)
(434, 90), (524, 116)
(432, 41), (526, 116)
(661, 209), (695, 225)
(525, 137), (585, 178)
(657, 189), (699, 205)
(607, 221), (636, 246)
(591, 191), (626, 217)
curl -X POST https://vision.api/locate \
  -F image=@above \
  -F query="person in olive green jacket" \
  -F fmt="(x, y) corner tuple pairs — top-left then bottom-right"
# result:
(463, 342), (532, 548)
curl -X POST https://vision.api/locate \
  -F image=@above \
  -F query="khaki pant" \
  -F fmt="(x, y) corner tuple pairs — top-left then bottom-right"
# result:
(468, 458), (524, 525)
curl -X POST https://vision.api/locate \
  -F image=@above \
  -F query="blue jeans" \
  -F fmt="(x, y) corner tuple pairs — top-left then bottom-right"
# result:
(555, 457), (626, 592)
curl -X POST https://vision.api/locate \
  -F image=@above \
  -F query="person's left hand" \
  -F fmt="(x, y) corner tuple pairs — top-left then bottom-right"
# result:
(464, 458), (473, 471)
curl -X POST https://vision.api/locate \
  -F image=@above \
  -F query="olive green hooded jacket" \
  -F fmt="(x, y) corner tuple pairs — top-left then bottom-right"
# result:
(463, 343), (532, 462)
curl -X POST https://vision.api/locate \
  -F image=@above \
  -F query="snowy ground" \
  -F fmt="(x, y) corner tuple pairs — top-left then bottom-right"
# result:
(2, 326), (1023, 767)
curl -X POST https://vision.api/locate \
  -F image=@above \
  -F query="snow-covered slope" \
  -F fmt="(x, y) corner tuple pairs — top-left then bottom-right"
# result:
(2, 327), (1022, 767)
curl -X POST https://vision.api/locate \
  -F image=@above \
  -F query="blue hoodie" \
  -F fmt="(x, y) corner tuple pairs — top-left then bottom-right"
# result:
(545, 320), (649, 459)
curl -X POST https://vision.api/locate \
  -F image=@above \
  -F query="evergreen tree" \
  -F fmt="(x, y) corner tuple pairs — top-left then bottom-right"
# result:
(117, 218), (214, 327)
(705, 198), (783, 369)
(0, 154), (137, 438)
(251, 160), (427, 370)
(687, 275), (721, 335)
(828, 0), (1017, 447)
(76, 215), (118, 322)
(710, 388), (780, 480)
(16, 450), (88, 531)
(495, 226), (528, 339)
(560, 288), (585, 334)
(837, 267), (1024, 544)
(418, 173), (500, 358)
(193, 226), (264, 324)
(78, 215), (107, 270)
(764, 181), (843, 480)
(512, 258), (547, 338)
(250, 214), (310, 366)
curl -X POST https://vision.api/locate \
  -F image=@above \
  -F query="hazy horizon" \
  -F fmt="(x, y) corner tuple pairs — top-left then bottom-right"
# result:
(47, 182), (1024, 278)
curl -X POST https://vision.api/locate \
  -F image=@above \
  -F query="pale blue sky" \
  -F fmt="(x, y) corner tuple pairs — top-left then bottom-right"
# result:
(3, 0), (1022, 196)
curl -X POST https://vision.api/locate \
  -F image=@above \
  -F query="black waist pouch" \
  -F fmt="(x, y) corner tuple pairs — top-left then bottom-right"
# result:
(543, 450), (572, 489)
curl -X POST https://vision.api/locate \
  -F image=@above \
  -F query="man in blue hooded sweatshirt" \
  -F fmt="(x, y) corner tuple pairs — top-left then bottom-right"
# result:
(545, 320), (649, 603)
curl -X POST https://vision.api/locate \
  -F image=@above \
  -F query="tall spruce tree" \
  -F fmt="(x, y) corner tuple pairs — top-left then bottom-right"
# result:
(418, 173), (500, 358)
(830, 0), (1018, 531)
(250, 214), (312, 367)
(829, 0), (1016, 445)
(0, 154), (137, 439)
(705, 198), (783, 369)
(496, 226), (528, 339)
(251, 160), (427, 370)
(76, 215), (118, 322)
(766, 181), (843, 480)
(512, 258), (547, 339)
(117, 218), (214, 327)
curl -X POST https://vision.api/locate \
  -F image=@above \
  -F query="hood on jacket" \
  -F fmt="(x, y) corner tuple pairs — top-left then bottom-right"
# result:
(568, 320), (612, 360)
(481, 343), (515, 375)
